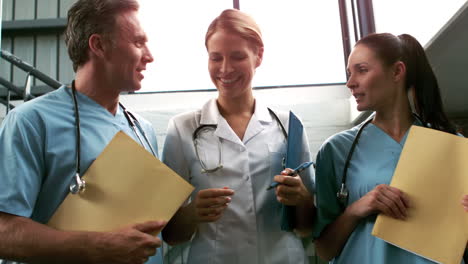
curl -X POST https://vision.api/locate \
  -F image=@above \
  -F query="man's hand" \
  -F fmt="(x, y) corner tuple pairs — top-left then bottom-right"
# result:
(91, 221), (166, 264)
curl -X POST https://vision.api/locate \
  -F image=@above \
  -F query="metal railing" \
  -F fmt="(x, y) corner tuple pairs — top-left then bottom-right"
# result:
(0, 50), (62, 114)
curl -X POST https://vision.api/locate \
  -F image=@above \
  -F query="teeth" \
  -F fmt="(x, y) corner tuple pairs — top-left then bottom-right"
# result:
(220, 78), (237, 84)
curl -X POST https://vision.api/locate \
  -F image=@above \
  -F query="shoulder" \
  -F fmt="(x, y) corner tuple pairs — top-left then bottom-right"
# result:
(167, 109), (202, 136)
(130, 111), (154, 133)
(5, 86), (69, 125)
(170, 109), (201, 126)
(318, 125), (360, 156)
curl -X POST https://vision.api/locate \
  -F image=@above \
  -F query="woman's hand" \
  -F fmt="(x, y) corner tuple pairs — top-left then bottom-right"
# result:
(274, 168), (313, 206)
(347, 184), (410, 220)
(191, 187), (234, 223)
(461, 195), (468, 212)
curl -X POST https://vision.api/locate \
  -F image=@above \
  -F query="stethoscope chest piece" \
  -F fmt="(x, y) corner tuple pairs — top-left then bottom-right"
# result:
(70, 173), (86, 194)
(336, 183), (349, 206)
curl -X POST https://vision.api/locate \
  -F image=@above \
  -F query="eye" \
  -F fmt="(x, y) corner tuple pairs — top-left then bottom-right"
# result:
(232, 53), (247, 61)
(358, 67), (368, 73)
(135, 41), (144, 48)
(209, 55), (222, 62)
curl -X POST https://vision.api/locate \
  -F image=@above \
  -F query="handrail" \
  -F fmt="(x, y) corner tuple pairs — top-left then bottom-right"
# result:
(0, 76), (31, 99)
(0, 50), (62, 111)
(1, 50), (62, 89)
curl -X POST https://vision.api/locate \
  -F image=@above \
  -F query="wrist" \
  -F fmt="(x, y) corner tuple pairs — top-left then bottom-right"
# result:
(344, 202), (365, 222)
(298, 190), (314, 208)
(185, 201), (201, 224)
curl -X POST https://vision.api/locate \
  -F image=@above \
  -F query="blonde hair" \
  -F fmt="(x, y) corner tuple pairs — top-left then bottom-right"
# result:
(205, 9), (263, 51)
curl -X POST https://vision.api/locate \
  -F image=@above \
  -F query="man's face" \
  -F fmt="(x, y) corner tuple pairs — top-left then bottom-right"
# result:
(104, 10), (153, 92)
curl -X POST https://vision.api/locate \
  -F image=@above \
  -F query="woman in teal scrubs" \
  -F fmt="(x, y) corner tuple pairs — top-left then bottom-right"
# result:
(313, 33), (459, 263)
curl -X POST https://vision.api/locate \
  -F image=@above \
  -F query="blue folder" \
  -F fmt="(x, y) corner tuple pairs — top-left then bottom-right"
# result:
(280, 111), (304, 231)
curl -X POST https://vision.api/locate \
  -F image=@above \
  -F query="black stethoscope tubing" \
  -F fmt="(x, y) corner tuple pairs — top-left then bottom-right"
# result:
(69, 81), (156, 194)
(337, 113), (426, 207)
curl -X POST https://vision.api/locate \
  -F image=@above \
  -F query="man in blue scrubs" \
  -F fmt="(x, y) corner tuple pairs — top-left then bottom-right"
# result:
(0, 0), (166, 263)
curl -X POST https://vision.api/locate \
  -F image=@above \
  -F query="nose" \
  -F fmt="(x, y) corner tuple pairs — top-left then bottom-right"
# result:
(220, 58), (234, 74)
(143, 46), (154, 64)
(346, 75), (356, 90)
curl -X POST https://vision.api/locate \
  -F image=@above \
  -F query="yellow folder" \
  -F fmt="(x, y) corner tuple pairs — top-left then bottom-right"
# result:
(372, 126), (468, 264)
(48, 131), (194, 233)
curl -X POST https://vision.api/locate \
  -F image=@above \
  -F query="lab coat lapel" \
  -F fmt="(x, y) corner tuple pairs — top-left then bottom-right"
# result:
(242, 100), (272, 143)
(200, 99), (243, 145)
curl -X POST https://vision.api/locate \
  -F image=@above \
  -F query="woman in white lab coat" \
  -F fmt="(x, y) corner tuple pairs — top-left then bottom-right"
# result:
(161, 9), (315, 264)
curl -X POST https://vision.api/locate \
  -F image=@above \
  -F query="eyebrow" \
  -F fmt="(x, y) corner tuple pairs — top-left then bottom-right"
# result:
(347, 62), (369, 71)
(135, 35), (148, 42)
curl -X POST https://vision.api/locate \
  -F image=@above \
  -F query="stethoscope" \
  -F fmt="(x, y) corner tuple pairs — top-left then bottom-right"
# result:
(336, 113), (427, 207)
(192, 108), (287, 174)
(68, 81), (156, 194)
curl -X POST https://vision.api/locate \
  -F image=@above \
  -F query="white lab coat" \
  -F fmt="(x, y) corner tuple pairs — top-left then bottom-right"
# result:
(162, 98), (314, 264)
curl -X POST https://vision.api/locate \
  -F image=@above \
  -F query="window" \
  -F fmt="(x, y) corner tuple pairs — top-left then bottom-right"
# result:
(138, 0), (232, 92)
(373, 0), (467, 46)
(138, 1), (346, 92)
(242, 0), (346, 87)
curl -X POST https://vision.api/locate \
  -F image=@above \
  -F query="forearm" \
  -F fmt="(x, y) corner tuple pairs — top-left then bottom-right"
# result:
(162, 203), (198, 245)
(0, 212), (99, 264)
(314, 206), (362, 261)
(294, 194), (315, 237)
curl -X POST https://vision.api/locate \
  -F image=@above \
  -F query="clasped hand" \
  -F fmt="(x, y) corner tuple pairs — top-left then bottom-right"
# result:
(348, 184), (410, 220)
(274, 168), (313, 206)
(191, 187), (234, 223)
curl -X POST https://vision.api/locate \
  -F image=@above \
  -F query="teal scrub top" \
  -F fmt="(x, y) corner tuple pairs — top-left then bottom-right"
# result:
(0, 86), (162, 264)
(313, 120), (463, 264)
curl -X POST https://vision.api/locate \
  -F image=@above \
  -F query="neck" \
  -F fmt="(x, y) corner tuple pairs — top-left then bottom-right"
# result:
(373, 102), (413, 142)
(217, 92), (255, 118)
(74, 65), (120, 115)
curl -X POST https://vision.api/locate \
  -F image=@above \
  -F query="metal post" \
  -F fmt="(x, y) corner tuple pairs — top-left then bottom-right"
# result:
(338, 0), (352, 78)
(24, 72), (32, 102)
(6, 90), (10, 114)
(356, 0), (376, 38)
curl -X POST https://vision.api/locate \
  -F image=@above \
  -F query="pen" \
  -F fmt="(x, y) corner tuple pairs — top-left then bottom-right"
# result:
(267, 161), (315, 190)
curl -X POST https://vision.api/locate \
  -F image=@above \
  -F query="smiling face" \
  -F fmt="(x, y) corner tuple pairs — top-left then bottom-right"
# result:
(346, 44), (399, 112)
(206, 29), (262, 100)
(103, 10), (153, 92)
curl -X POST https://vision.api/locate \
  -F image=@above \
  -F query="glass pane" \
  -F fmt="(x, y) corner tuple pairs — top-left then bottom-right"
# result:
(138, 0), (233, 92)
(241, 0), (346, 87)
(374, 0), (467, 46)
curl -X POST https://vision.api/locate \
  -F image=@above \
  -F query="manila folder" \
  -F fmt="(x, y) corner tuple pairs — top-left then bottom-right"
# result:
(372, 126), (468, 264)
(48, 131), (194, 233)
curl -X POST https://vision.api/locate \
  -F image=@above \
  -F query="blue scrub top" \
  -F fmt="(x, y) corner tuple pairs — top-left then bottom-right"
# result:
(0, 86), (162, 264)
(313, 120), (463, 264)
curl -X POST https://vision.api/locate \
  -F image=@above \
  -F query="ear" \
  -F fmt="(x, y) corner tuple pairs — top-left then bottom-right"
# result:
(88, 33), (107, 59)
(393, 61), (406, 82)
(255, 46), (264, 68)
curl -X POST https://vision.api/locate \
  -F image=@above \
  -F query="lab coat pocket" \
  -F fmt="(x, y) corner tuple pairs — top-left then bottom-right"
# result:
(267, 143), (287, 177)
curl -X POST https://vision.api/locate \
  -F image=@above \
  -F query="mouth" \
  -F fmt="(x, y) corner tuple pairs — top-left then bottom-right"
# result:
(218, 76), (240, 86)
(136, 69), (145, 80)
(353, 93), (364, 101)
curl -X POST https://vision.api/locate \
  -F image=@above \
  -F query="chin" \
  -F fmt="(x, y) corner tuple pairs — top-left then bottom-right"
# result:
(356, 104), (369, 112)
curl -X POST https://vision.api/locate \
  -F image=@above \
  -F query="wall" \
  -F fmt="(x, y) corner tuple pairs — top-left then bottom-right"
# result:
(1, 0), (76, 92)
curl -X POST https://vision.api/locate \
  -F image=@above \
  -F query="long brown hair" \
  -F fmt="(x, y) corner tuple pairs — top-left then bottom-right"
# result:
(356, 33), (456, 134)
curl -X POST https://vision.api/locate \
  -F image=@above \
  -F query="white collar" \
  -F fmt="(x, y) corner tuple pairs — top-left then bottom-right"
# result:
(198, 98), (273, 145)
(199, 98), (273, 125)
